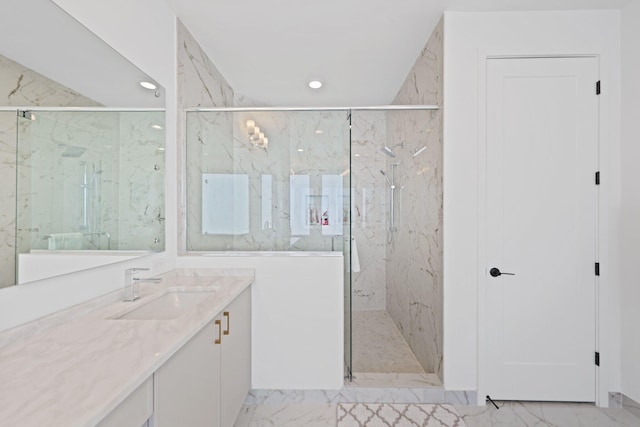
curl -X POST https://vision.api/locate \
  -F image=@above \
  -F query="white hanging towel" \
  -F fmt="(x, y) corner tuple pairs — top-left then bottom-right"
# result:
(350, 236), (361, 273)
(48, 233), (83, 250)
(201, 173), (249, 235)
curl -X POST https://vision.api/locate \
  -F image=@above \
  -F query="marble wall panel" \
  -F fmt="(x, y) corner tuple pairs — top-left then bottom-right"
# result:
(0, 53), (99, 287)
(176, 20), (235, 252)
(386, 18), (444, 378)
(116, 112), (165, 251)
(0, 113), (17, 288)
(350, 111), (387, 310)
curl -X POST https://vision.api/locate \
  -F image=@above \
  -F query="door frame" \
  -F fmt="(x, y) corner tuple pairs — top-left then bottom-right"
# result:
(476, 53), (609, 406)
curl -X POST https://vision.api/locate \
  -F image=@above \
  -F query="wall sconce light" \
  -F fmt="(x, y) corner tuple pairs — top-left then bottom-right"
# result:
(247, 119), (268, 149)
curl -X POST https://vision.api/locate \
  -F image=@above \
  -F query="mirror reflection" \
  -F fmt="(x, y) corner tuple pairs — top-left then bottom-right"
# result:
(0, 0), (166, 288)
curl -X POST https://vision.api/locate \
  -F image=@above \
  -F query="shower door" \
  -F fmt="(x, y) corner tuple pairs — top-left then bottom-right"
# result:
(348, 108), (443, 379)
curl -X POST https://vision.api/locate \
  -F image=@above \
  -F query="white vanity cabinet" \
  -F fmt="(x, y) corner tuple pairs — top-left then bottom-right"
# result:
(153, 320), (221, 426)
(153, 287), (251, 427)
(220, 287), (252, 427)
(96, 377), (153, 427)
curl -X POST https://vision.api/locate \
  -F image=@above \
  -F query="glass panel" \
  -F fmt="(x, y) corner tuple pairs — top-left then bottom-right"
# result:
(185, 108), (352, 381)
(344, 112), (353, 381)
(186, 110), (350, 251)
(15, 110), (165, 259)
(349, 109), (439, 380)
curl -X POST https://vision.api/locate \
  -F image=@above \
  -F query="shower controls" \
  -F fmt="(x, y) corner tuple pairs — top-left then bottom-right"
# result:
(489, 267), (515, 277)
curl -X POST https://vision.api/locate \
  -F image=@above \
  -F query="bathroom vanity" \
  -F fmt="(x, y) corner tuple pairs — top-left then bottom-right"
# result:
(0, 269), (253, 427)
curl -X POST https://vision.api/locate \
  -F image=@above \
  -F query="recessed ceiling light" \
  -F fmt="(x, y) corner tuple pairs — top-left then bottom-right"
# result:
(314, 129), (323, 134)
(308, 80), (323, 89)
(354, 154), (360, 157)
(297, 148), (304, 152)
(151, 124), (164, 130)
(140, 81), (157, 90)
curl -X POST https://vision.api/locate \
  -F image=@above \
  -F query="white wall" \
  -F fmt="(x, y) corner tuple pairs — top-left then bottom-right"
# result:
(620, 0), (640, 405)
(177, 254), (344, 390)
(51, 0), (175, 90)
(443, 10), (621, 405)
(0, 1), (179, 332)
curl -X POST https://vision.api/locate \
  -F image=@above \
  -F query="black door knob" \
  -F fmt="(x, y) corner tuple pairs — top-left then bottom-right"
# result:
(490, 268), (515, 277)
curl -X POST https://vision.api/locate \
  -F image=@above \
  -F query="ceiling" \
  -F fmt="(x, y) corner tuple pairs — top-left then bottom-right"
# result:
(165, 0), (629, 107)
(0, 0), (164, 108)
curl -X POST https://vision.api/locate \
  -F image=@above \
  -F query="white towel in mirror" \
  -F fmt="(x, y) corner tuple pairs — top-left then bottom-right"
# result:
(202, 173), (249, 235)
(350, 236), (361, 273)
(47, 233), (83, 250)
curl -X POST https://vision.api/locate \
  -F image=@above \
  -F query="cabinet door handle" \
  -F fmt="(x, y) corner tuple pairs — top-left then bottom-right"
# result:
(215, 319), (222, 344)
(223, 311), (230, 335)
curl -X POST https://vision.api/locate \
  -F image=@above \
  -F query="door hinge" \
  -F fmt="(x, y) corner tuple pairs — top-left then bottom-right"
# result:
(595, 352), (600, 366)
(596, 81), (601, 95)
(595, 171), (600, 185)
(595, 262), (600, 276)
(17, 110), (35, 120)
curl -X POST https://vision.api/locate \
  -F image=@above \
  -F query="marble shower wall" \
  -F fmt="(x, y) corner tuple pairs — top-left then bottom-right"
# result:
(350, 112), (388, 310)
(186, 110), (349, 251)
(386, 18), (444, 378)
(176, 19), (235, 252)
(0, 53), (99, 288)
(116, 112), (165, 251)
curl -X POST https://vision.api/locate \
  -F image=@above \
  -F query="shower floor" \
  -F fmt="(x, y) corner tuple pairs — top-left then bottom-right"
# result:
(349, 310), (441, 387)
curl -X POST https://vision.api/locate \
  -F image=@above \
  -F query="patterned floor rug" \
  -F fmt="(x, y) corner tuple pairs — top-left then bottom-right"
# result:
(337, 403), (467, 427)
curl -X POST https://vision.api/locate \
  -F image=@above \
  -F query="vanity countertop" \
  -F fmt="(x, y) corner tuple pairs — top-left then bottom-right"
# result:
(0, 268), (254, 427)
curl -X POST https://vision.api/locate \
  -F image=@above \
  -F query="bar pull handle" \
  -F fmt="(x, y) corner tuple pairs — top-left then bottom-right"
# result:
(223, 311), (230, 335)
(215, 319), (222, 344)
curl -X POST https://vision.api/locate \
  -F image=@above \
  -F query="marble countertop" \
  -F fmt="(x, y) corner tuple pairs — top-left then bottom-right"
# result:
(0, 268), (254, 427)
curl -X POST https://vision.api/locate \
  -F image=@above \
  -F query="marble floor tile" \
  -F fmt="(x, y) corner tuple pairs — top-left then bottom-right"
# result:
(348, 372), (442, 388)
(352, 310), (425, 374)
(234, 404), (337, 427)
(455, 401), (640, 427)
(235, 400), (639, 427)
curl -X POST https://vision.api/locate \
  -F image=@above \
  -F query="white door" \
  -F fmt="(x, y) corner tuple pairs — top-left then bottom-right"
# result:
(485, 57), (598, 401)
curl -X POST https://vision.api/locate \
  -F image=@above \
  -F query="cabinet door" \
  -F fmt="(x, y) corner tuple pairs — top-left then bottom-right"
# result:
(221, 287), (251, 427)
(154, 319), (221, 427)
(96, 377), (153, 427)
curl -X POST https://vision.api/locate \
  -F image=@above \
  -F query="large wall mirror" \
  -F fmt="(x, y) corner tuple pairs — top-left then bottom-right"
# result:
(0, 0), (166, 287)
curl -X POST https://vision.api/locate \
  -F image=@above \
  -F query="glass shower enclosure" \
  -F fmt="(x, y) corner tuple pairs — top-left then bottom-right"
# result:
(184, 106), (440, 382)
(185, 109), (353, 377)
(15, 109), (166, 256)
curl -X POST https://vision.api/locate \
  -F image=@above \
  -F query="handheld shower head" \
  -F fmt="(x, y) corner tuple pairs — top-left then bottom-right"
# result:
(380, 170), (392, 187)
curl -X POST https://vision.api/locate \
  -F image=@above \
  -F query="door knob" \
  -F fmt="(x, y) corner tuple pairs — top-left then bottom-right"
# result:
(490, 267), (515, 277)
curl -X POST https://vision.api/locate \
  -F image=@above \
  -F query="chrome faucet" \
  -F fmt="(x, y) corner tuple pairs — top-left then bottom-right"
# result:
(123, 268), (162, 301)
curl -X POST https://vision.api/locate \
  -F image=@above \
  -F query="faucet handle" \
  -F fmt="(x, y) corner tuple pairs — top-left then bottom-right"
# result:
(126, 267), (150, 273)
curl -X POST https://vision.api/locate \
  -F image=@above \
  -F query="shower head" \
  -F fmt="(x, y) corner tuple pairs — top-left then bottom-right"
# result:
(412, 146), (427, 157)
(380, 146), (396, 157)
(61, 146), (86, 158)
(380, 170), (392, 187)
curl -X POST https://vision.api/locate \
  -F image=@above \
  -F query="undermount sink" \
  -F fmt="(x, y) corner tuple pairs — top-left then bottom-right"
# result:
(114, 291), (215, 320)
